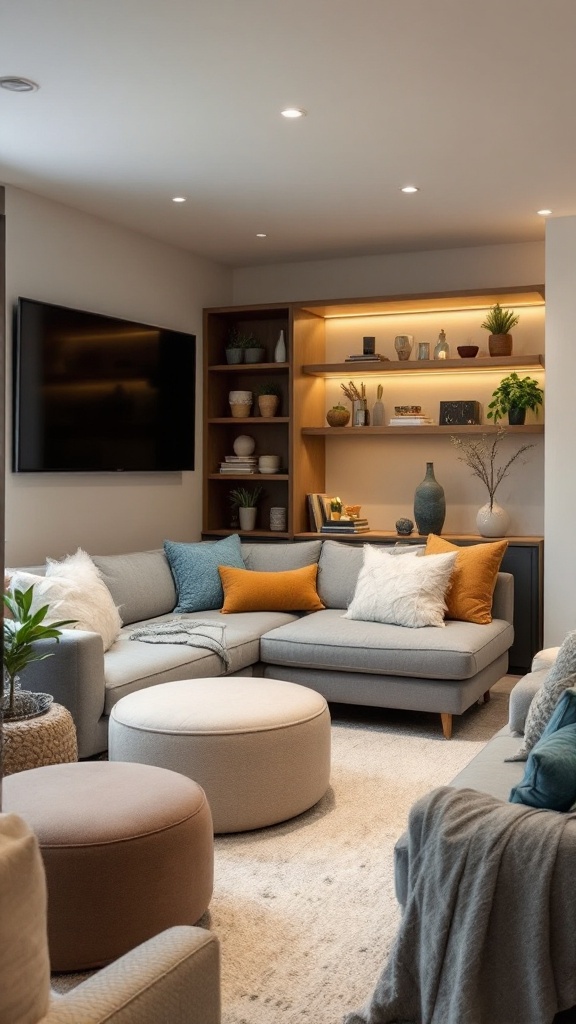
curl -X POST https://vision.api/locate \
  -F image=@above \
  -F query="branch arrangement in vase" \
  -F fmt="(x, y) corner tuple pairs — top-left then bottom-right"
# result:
(450, 428), (535, 511)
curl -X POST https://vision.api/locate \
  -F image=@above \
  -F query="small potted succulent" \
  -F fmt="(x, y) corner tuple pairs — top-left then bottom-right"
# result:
(225, 328), (246, 364)
(487, 372), (544, 425)
(229, 484), (264, 531)
(255, 382), (281, 417)
(3, 584), (75, 720)
(480, 303), (520, 357)
(242, 336), (266, 364)
(329, 496), (343, 521)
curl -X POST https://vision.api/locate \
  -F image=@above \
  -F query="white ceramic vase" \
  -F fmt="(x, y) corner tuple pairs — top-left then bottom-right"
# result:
(238, 506), (257, 531)
(476, 500), (510, 538)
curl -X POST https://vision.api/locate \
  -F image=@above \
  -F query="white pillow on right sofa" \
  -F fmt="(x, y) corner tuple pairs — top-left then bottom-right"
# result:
(344, 545), (457, 628)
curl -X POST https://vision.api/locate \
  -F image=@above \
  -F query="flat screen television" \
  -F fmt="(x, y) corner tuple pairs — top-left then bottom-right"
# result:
(13, 298), (196, 472)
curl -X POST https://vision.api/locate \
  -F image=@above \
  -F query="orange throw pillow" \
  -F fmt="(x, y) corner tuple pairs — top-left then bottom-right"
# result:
(218, 563), (324, 614)
(424, 534), (508, 624)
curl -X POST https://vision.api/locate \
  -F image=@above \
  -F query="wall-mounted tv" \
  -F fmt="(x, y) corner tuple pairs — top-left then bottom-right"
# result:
(13, 298), (196, 473)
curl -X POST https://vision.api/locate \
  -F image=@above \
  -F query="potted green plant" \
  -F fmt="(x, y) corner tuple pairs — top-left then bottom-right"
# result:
(225, 328), (247, 365)
(486, 372), (544, 425)
(3, 585), (75, 720)
(329, 496), (343, 521)
(255, 381), (281, 417)
(242, 336), (266, 364)
(229, 484), (264, 531)
(480, 303), (520, 357)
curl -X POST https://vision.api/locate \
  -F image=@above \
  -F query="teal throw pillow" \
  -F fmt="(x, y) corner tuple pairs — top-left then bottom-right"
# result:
(540, 687), (576, 741)
(164, 535), (245, 612)
(509, 722), (576, 812)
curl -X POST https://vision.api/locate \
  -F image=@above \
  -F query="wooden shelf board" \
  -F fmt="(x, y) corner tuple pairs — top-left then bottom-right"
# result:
(295, 531), (544, 544)
(301, 424), (544, 436)
(208, 362), (289, 372)
(302, 355), (545, 377)
(209, 417), (290, 424)
(297, 287), (545, 319)
(202, 529), (291, 539)
(208, 473), (289, 481)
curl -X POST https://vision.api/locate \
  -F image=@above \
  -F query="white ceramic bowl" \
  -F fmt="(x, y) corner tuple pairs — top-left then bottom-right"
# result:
(258, 455), (280, 469)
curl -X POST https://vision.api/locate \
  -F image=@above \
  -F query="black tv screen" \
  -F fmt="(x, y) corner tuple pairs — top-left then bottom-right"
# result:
(13, 298), (196, 472)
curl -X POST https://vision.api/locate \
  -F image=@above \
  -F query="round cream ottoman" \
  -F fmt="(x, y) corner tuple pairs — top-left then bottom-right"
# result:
(109, 677), (332, 833)
(3, 761), (214, 971)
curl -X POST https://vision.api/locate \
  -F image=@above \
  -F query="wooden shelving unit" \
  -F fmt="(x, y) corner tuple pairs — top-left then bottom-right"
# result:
(302, 423), (544, 437)
(302, 354), (545, 377)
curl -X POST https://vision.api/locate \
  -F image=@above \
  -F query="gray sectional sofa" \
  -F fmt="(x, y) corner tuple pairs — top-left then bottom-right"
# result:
(393, 645), (559, 905)
(18, 538), (514, 758)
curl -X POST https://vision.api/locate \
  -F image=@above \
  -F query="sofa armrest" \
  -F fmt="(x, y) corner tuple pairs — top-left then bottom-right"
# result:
(531, 647), (560, 672)
(20, 630), (106, 758)
(45, 927), (220, 1024)
(508, 666), (549, 734)
(491, 572), (514, 624)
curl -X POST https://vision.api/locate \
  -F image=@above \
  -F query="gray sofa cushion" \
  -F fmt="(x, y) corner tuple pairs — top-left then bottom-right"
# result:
(317, 539), (425, 608)
(241, 540), (322, 571)
(92, 550), (177, 625)
(260, 608), (514, 679)
(104, 609), (298, 713)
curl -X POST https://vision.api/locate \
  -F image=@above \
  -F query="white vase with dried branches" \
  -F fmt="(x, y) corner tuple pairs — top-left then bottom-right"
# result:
(450, 429), (535, 537)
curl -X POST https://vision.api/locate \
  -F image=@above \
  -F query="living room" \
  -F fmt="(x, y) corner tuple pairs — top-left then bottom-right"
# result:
(2, 2), (576, 1022)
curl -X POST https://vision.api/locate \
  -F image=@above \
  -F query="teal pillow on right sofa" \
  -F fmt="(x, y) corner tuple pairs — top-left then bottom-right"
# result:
(509, 721), (576, 811)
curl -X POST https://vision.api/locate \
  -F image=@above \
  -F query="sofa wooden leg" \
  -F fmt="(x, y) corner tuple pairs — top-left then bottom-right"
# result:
(483, 689), (491, 702)
(440, 713), (453, 740)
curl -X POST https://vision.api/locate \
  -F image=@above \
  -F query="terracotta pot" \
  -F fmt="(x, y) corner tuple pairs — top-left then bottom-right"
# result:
(257, 395), (279, 417)
(488, 333), (513, 357)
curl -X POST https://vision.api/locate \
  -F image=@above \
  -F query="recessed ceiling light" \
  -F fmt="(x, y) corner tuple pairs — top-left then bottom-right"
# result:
(0, 76), (39, 92)
(537, 209), (552, 216)
(400, 185), (419, 193)
(172, 196), (186, 203)
(281, 107), (306, 119)
(256, 233), (267, 238)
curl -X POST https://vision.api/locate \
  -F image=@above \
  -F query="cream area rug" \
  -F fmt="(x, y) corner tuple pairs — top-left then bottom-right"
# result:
(52, 679), (515, 1023)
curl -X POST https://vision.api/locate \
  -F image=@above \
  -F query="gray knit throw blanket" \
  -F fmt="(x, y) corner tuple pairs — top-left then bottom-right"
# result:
(344, 785), (576, 1024)
(129, 619), (230, 671)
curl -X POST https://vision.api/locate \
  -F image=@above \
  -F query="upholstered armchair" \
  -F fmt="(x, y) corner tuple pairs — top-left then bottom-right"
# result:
(0, 812), (220, 1024)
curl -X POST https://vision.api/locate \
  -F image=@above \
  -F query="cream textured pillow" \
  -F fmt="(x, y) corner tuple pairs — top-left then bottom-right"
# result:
(344, 545), (457, 628)
(9, 548), (122, 652)
(0, 814), (51, 1024)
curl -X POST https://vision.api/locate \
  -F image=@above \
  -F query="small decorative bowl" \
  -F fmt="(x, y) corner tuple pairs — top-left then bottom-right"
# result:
(457, 346), (479, 358)
(394, 405), (421, 416)
(326, 407), (351, 427)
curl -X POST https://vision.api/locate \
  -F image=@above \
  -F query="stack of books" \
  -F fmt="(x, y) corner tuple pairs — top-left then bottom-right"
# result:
(345, 353), (386, 362)
(219, 456), (258, 474)
(388, 414), (434, 426)
(320, 518), (371, 534)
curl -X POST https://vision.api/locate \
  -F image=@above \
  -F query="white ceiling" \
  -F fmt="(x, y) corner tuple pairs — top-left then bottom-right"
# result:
(2, 0), (575, 268)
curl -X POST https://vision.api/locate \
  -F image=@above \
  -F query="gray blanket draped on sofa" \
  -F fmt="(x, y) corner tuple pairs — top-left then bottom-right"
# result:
(345, 786), (576, 1024)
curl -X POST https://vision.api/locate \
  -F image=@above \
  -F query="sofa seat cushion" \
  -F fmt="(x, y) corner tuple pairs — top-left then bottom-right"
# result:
(104, 610), (297, 714)
(260, 608), (514, 680)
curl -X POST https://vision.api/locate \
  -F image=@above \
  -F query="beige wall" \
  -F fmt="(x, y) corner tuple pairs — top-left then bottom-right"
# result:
(5, 187), (231, 565)
(544, 217), (576, 645)
(233, 241), (546, 537)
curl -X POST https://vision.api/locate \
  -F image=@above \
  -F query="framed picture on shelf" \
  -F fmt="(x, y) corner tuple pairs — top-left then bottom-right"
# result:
(439, 400), (482, 426)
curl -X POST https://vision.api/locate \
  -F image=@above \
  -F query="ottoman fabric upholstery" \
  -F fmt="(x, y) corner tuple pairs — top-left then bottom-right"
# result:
(109, 677), (331, 833)
(3, 761), (214, 971)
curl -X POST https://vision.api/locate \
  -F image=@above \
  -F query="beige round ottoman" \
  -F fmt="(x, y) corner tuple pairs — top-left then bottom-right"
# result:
(3, 761), (214, 971)
(109, 677), (331, 833)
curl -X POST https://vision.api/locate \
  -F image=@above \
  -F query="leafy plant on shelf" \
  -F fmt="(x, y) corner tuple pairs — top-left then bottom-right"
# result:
(229, 485), (264, 509)
(3, 584), (76, 718)
(329, 496), (343, 513)
(480, 303), (520, 336)
(226, 328), (257, 349)
(450, 429), (535, 511)
(254, 381), (281, 396)
(486, 373), (544, 423)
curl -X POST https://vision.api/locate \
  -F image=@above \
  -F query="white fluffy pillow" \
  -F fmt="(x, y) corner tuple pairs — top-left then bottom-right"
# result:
(9, 548), (122, 652)
(344, 545), (457, 628)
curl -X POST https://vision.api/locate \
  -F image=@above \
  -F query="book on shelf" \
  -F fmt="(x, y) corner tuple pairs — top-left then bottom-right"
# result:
(224, 455), (258, 462)
(306, 492), (330, 532)
(219, 466), (256, 473)
(326, 517), (369, 527)
(320, 524), (371, 534)
(345, 354), (385, 362)
(388, 417), (434, 426)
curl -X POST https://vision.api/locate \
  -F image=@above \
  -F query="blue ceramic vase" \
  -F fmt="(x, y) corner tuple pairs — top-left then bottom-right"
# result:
(414, 462), (446, 536)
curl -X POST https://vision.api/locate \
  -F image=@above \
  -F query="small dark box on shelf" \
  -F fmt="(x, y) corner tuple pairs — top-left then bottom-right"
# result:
(439, 400), (482, 426)
(363, 336), (376, 356)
